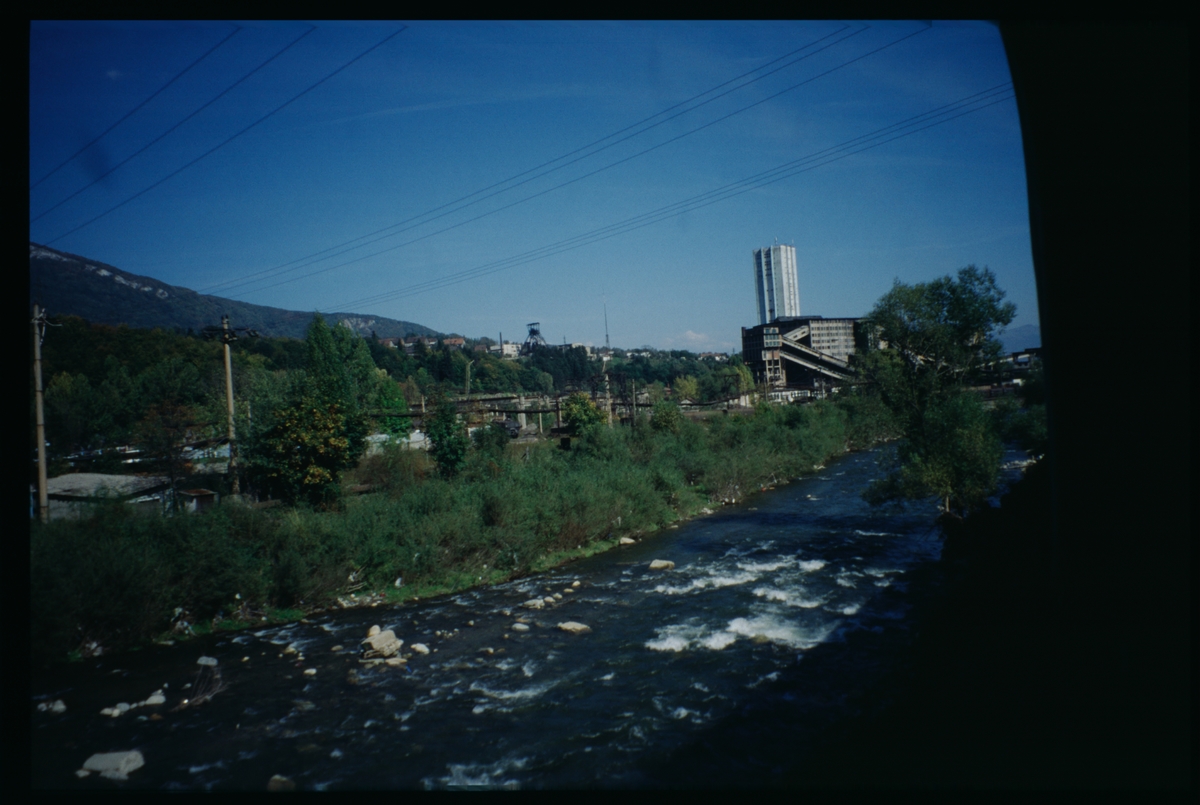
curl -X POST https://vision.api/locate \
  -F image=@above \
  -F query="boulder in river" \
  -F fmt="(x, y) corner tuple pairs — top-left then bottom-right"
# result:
(267, 774), (295, 791)
(557, 621), (592, 634)
(410, 643), (430, 655)
(361, 630), (402, 659)
(367, 625), (381, 637)
(511, 623), (530, 632)
(648, 560), (675, 571)
(82, 750), (144, 781)
(523, 599), (545, 610)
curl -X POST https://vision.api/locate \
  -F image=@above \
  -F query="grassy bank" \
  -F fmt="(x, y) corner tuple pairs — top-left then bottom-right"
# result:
(30, 399), (884, 669)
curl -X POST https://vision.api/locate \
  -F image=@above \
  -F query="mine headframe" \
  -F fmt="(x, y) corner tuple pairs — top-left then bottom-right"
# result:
(521, 322), (548, 356)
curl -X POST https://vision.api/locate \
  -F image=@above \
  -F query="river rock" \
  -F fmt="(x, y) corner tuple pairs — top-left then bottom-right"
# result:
(385, 656), (406, 667)
(143, 693), (166, 706)
(523, 599), (544, 610)
(303, 668), (317, 676)
(649, 560), (675, 571)
(82, 750), (144, 780)
(361, 630), (402, 659)
(367, 625), (381, 637)
(572, 581), (581, 588)
(197, 655), (218, 666)
(410, 643), (430, 655)
(543, 596), (556, 605)
(553, 593), (563, 601)
(511, 623), (530, 632)
(267, 774), (295, 791)
(619, 537), (636, 545)
(557, 621), (591, 634)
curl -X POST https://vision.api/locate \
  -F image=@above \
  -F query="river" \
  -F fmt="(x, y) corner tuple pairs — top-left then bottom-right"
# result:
(31, 447), (1031, 790)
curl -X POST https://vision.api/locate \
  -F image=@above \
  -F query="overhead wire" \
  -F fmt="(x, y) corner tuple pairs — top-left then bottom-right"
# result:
(30, 23), (242, 190)
(216, 22), (929, 300)
(324, 84), (1016, 313)
(195, 22), (865, 295)
(32, 24), (317, 224)
(41, 26), (407, 248)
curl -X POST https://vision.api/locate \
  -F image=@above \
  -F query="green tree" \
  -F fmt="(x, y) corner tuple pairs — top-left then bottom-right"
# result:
(304, 314), (369, 463)
(858, 265), (1016, 425)
(865, 391), (1003, 517)
(673, 375), (699, 402)
(425, 396), (468, 478)
(251, 397), (353, 507)
(561, 392), (604, 432)
(855, 266), (1017, 515)
(650, 399), (683, 433)
(372, 374), (412, 439)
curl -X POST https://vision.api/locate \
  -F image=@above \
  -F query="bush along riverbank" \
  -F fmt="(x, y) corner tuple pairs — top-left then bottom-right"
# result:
(31, 398), (897, 669)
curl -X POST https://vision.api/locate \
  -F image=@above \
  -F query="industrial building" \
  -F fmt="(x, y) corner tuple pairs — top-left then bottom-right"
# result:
(753, 243), (800, 325)
(741, 315), (863, 391)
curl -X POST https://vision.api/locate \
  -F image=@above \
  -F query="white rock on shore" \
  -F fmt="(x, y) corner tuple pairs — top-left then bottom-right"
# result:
(37, 699), (66, 714)
(82, 750), (144, 780)
(619, 537), (636, 545)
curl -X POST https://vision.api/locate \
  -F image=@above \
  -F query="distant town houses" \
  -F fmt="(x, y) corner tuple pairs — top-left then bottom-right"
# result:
(377, 335), (469, 354)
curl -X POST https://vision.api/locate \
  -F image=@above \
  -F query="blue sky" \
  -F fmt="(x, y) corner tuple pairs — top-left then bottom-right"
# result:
(30, 20), (1037, 352)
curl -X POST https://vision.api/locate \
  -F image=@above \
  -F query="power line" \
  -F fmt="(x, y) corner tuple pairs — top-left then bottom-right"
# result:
(218, 22), (929, 300)
(41, 26), (407, 248)
(326, 85), (1015, 313)
(30, 23), (242, 190)
(196, 22), (865, 296)
(32, 25), (317, 224)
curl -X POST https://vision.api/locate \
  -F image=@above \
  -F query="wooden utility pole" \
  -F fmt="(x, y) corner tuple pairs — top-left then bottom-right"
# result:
(604, 370), (612, 427)
(221, 317), (240, 494)
(203, 316), (257, 496)
(32, 305), (49, 523)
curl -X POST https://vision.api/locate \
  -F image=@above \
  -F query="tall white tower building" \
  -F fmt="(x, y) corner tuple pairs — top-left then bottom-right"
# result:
(753, 243), (800, 324)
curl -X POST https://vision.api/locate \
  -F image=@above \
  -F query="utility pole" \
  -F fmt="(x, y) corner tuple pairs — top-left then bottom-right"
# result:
(32, 305), (50, 523)
(221, 317), (239, 494)
(465, 359), (474, 396)
(604, 367), (612, 428)
(203, 316), (257, 497)
(604, 301), (610, 353)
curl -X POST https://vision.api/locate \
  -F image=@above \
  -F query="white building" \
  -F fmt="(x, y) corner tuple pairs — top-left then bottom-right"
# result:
(753, 243), (800, 325)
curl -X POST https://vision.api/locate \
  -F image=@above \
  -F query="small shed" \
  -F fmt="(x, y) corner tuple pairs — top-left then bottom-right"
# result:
(39, 473), (171, 520)
(177, 488), (218, 514)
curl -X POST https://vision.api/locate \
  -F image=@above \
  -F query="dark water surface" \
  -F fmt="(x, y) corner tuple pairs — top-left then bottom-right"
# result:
(31, 448), (1030, 790)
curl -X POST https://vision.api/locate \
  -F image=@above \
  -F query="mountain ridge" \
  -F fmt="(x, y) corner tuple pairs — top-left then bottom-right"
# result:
(29, 242), (440, 341)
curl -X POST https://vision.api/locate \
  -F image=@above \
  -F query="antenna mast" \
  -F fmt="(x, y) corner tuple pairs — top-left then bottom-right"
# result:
(604, 302), (610, 351)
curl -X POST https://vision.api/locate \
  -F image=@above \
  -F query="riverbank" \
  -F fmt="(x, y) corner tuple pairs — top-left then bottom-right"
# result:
(31, 401), (867, 669)
(32, 446), (952, 790)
